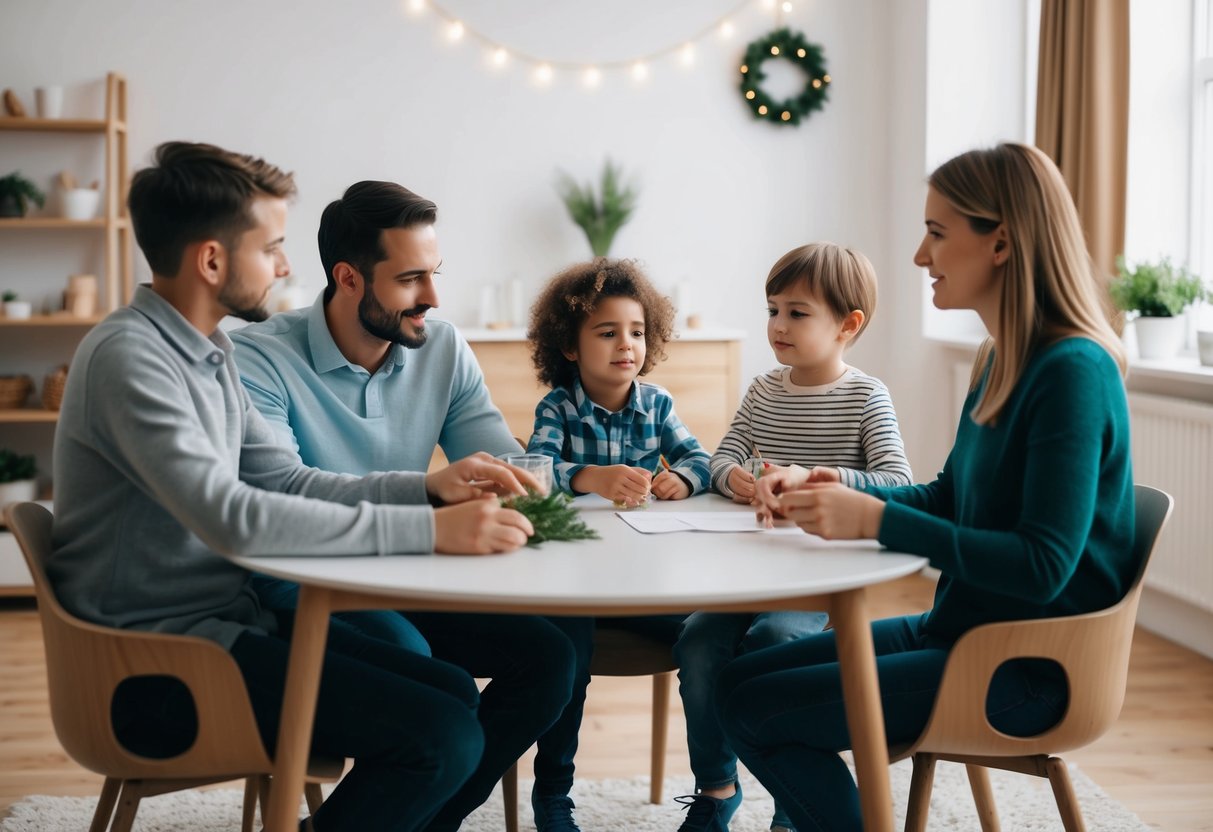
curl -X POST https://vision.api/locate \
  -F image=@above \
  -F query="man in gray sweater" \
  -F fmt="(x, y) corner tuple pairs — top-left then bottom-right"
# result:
(48, 141), (543, 832)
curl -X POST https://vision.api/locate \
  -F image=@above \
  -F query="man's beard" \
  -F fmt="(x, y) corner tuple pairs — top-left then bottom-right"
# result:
(218, 266), (270, 323)
(359, 286), (428, 349)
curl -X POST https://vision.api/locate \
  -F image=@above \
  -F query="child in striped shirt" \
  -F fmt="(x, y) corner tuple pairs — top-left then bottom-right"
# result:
(672, 242), (912, 832)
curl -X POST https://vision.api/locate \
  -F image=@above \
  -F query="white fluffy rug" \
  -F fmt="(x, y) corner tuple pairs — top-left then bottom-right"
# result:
(1, 760), (1149, 831)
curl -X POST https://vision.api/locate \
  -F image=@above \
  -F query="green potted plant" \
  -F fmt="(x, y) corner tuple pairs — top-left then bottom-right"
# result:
(0, 171), (46, 218)
(555, 159), (638, 257)
(1110, 256), (1208, 360)
(2, 289), (32, 319)
(0, 448), (38, 509)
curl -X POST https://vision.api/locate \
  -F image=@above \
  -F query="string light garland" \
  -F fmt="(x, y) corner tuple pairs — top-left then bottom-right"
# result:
(739, 27), (830, 125)
(404, 0), (785, 87)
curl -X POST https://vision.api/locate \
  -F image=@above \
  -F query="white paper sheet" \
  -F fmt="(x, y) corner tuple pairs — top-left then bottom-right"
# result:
(616, 511), (798, 534)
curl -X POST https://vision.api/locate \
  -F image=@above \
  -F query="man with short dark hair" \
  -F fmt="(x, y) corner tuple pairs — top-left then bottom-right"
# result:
(231, 180), (584, 830)
(50, 142), (541, 832)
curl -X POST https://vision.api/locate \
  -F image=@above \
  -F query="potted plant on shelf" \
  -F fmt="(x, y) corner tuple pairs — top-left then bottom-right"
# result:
(0, 171), (46, 218)
(555, 158), (639, 257)
(2, 290), (32, 320)
(1109, 256), (1208, 360)
(0, 449), (38, 510)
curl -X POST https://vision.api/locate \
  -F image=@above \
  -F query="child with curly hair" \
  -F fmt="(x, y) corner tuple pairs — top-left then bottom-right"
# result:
(526, 258), (710, 504)
(521, 258), (708, 832)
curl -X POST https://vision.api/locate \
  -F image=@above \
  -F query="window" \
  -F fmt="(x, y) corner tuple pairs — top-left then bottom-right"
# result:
(1193, 0), (1213, 316)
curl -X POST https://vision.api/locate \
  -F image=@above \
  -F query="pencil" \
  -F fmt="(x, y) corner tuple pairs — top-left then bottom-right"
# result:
(660, 455), (671, 472)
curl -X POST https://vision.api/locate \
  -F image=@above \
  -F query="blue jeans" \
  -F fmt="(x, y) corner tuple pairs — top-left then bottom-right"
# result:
(532, 614), (686, 797)
(716, 613), (1069, 832)
(674, 610), (827, 790)
(251, 576), (578, 830)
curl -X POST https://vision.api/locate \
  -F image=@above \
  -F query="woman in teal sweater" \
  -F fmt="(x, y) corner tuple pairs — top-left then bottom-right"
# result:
(715, 143), (1134, 832)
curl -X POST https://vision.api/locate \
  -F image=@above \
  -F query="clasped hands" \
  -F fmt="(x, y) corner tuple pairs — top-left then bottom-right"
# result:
(424, 452), (545, 555)
(572, 464), (690, 508)
(742, 463), (884, 540)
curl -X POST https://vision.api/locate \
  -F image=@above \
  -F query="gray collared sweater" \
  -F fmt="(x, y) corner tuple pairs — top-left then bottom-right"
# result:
(49, 286), (436, 649)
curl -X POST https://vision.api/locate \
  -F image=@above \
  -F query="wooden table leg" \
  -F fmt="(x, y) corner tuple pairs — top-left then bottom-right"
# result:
(832, 588), (894, 831)
(263, 585), (333, 832)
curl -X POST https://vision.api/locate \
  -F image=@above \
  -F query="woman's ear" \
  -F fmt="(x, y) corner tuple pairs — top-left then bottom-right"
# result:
(992, 224), (1010, 267)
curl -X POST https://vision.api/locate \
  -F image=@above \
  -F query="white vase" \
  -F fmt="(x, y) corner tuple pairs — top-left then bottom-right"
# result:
(0, 479), (37, 510)
(2, 301), (32, 320)
(1197, 330), (1213, 367)
(1134, 316), (1185, 360)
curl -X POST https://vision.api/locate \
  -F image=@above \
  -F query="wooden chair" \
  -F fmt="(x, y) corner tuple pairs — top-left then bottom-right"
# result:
(4, 502), (341, 832)
(500, 626), (677, 832)
(890, 484), (1173, 832)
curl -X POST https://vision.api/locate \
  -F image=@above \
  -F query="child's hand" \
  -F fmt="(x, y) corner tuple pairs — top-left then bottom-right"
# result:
(651, 470), (690, 501)
(727, 465), (757, 503)
(575, 465), (653, 508)
(806, 466), (841, 484)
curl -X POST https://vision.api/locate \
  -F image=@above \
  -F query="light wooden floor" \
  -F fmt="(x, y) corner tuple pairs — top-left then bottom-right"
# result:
(3, 576), (1212, 830)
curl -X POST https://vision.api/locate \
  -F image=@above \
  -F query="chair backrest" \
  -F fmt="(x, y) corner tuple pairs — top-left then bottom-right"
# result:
(4, 502), (274, 781)
(589, 626), (677, 677)
(898, 484), (1174, 760)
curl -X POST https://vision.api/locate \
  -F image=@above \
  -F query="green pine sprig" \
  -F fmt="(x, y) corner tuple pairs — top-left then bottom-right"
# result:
(502, 490), (600, 547)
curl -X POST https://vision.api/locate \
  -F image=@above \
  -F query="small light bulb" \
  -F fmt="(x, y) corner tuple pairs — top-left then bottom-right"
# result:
(770, 45), (780, 56)
(781, 111), (791, 121)
(404, 0), (425, 13)
(758, 105), (768, 115)
(761, 0), (776, 9)
(680, 43), (695, 66)
(720, 20), (735, 38)
(797, 48), (806, 58)
(740, 64), (748, 74)
(632, 61), (649, 82)
(781, 1), (793, 12)
(583, 67), (601, 88)
(535, 64), (554, 85)
(812, 78), (822, 89)
(447, 20), (464, 41)
(745, 90), (756, 100)
(823, 74), (831, 83)
(491, 48), (508, 66)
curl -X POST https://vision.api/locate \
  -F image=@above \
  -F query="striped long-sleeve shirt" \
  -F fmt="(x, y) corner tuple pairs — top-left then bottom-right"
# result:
(527, 378), (711, 495)
(710, 366), (912, 496)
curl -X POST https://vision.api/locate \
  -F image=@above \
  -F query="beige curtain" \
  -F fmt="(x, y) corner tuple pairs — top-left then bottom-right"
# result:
(1035, 0), (1130, 279)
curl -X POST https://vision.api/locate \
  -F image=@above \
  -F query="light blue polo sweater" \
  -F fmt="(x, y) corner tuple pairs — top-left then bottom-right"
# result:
(230, 292), (518, 476)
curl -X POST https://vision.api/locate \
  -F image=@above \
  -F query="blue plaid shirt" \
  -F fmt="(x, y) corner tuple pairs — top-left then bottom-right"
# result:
(526, 379), (711, 495)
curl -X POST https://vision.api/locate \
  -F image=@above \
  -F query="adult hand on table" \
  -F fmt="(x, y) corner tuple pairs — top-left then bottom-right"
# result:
(434, 495), (534, 554)
(426, 451), (542, 505)
(774, 482), (885, 540)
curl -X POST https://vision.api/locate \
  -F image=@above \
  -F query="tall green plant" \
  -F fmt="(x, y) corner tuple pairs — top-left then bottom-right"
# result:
(555, 159), (638, 257)
(1110, 256), (1207, 318)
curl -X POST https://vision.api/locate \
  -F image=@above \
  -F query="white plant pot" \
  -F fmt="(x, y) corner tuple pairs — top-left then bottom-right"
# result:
(1134, 316), (1185, 360)
(0, 479), (37, 510)
(1197, 330), (1213, 367)
(2, 301), (32, 320)
(62, 188), (101, 221)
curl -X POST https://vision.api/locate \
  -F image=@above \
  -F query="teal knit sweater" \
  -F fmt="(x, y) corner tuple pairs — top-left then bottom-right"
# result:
(869, 338), (1135, 643)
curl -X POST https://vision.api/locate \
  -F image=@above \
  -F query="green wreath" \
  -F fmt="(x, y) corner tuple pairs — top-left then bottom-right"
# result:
(739, 27), (830, 126)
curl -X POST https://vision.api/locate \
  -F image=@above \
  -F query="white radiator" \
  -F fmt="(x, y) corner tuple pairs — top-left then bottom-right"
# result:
(1128, 392), (1213, 612)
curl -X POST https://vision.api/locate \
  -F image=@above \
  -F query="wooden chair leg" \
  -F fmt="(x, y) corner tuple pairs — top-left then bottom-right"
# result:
(650, 671), (673, 804)
(502, 761), (519, 832)
(241, 776), (259, 832)
(903, 753), (936, 832)
(965, 764), (1000, 832)
(108, 780), (144, 832)
(89, 777), (122, 832)
(257, 775), (271, 824)
(304, 782), (324, 815)
(1045, 757), (1087, 832)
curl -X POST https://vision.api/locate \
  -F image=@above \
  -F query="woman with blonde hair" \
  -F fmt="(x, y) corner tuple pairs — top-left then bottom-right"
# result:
(714, 143), (1134, 831)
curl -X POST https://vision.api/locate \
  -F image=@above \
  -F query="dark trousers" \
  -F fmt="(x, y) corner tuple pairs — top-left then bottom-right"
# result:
(112, 614), (482, 831)
(532, 614), (685, 797)
(716, 613), (1069, 832)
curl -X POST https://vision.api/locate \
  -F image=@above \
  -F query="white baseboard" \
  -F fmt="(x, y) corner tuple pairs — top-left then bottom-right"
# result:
(1137, 586), (1213, 660)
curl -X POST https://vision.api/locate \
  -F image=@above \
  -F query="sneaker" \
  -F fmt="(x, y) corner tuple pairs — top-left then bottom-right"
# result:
(770, 801), (797, 832)
(674, 782), (744, 832)
(532, 792), (582, 832)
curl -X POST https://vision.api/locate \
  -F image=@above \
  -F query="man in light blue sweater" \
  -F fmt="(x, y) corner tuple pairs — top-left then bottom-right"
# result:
(231, 181), (583, 831)
(49, 142), (543, 832)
